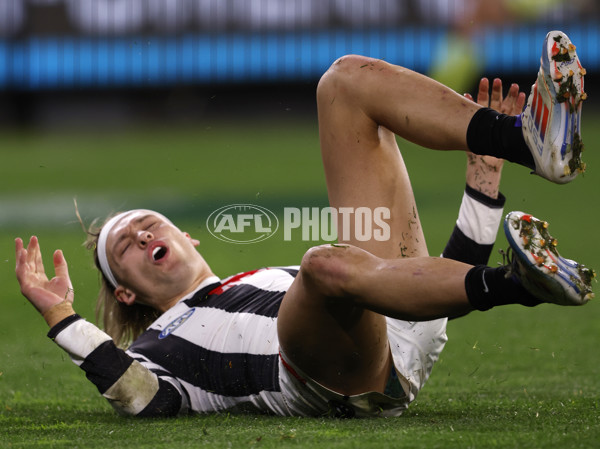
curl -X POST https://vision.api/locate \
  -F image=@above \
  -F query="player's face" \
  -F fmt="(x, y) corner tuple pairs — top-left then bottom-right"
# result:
(105, 210), (209, 307)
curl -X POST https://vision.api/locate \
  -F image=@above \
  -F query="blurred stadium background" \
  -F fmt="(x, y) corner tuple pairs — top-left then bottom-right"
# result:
(2, 0), (599, 124)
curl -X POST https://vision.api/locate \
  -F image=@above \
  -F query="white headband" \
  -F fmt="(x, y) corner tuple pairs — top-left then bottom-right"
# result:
(97, 211), (134, 289)
(97, 209), (175, 289)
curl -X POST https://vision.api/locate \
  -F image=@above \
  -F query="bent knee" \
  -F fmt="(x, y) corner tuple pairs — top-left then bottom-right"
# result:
(324, 54), (374, 77)
(317, 55), (376, 104)
(299, 244), (369, 297)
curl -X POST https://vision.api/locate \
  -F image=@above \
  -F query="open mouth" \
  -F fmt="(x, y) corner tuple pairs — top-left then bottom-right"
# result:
(149, 243), (169, 263)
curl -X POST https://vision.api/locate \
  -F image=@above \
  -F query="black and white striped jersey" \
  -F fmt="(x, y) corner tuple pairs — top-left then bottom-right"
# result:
(49, 267), (299, 417)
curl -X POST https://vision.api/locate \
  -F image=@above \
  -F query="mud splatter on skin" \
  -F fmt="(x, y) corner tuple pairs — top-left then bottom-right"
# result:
(399, 243), (408, 258)
(467, 154), (502, 198)
(478, 156), (499, 172)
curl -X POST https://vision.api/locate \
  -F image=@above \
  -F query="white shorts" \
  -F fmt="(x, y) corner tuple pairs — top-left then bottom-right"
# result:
(278, 317), (448, 417)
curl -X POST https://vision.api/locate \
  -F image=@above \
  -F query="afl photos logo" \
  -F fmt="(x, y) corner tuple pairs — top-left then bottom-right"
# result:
(206, 204), (279, 244)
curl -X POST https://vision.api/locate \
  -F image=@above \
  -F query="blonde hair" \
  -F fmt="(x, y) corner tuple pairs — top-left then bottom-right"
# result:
(83, 214), (160, 348)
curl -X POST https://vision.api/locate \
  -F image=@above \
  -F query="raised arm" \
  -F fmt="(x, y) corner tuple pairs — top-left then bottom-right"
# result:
(442, 78), (526, 266)
(15, 236), (185, 417)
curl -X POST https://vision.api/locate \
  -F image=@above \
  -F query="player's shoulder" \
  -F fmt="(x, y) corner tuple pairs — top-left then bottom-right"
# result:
(203, 267), (296, 297)
(221, 266), (299, 284)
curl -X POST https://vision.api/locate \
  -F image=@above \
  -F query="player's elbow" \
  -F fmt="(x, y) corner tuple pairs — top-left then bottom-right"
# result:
(102, 361), (183, 418)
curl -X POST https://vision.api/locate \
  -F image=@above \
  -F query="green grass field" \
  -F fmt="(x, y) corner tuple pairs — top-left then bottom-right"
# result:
(1, 111), (599, 448)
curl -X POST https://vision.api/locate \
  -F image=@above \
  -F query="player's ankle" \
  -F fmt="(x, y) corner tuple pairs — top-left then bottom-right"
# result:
(465, 265), (542, 311)
(466, 108), (535, 169)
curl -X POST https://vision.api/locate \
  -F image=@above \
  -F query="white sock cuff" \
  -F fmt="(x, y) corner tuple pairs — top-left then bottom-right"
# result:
(456, 188), (504, 245)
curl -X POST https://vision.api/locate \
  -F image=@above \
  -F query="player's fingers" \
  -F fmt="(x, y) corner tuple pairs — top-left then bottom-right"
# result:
(33, 237), (45, 274)
(15, 238), (27, 279)
(25, 236), (38, 269)
(15, 237), (24, 258)
(53, 250), (71, 282)
(27, 236), (47, 277)
(476, 78), (490, 107)
(500, 83), (519, 115)
(15, 238), (37, 291)
(490, 78), (503, 111)
(464, 93), (474, 102)
(514, 92), (526, 115)
(53, 250), (74, 302)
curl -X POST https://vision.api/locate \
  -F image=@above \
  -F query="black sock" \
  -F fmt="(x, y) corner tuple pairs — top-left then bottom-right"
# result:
(466, 108), (535, 170)
(465, 265), (543, 311)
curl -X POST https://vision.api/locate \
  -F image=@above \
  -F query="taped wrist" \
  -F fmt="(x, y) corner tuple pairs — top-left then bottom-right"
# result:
(42, 301), (76, 328)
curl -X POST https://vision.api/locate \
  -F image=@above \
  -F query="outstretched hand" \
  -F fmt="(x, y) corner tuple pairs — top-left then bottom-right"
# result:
(15, 236), (74, 316)
(465, 77), (526, 116)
